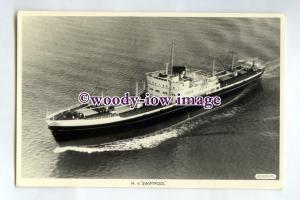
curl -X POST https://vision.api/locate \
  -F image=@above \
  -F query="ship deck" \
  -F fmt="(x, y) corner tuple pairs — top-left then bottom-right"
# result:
(219, 69), (259, 87)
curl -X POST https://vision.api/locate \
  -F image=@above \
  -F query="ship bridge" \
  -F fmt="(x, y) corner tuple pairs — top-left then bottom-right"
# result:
(145, 42), (220, 100)
(145, 64), (217, 100)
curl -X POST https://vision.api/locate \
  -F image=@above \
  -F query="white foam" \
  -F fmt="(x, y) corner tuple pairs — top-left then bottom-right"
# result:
(263, 116), (280, 121)
(54, 126), (187, 154)
(263, 59), (280, 79)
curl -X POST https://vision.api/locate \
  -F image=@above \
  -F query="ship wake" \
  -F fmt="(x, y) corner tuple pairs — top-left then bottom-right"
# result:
(54, 81), (252, 154)
(263, 59), (280, 79)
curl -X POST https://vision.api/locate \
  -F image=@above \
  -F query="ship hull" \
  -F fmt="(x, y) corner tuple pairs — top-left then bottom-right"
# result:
(49, 71), (263, 142)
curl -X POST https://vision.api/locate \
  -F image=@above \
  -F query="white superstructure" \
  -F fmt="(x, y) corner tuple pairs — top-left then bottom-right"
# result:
(146, 68), (220, 103)
(145, 42), (220, 103)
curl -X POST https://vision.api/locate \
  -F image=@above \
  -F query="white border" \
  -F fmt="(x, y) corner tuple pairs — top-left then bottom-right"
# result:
(16, 11), (285, 189)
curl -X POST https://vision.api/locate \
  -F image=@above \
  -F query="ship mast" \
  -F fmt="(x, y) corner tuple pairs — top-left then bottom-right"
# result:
(165, 62), (169, 75)
(212, 57), (215, 76)
(135, 81), (139, 96)
(229, 50), (236, 71)
(170, 41), (175, 75)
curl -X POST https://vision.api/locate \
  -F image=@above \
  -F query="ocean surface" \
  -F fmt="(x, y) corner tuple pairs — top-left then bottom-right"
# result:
(21, 17), (280, 179)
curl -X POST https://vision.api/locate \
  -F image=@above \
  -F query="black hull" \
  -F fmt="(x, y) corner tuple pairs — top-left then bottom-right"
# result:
(50, 72), (263, 142)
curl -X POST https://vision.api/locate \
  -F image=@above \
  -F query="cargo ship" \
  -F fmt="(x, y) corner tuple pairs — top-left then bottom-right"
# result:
(46, 43), (265, 141)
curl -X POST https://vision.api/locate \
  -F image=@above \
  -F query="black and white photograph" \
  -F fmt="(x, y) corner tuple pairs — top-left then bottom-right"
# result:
(16, 12), (283, 188)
